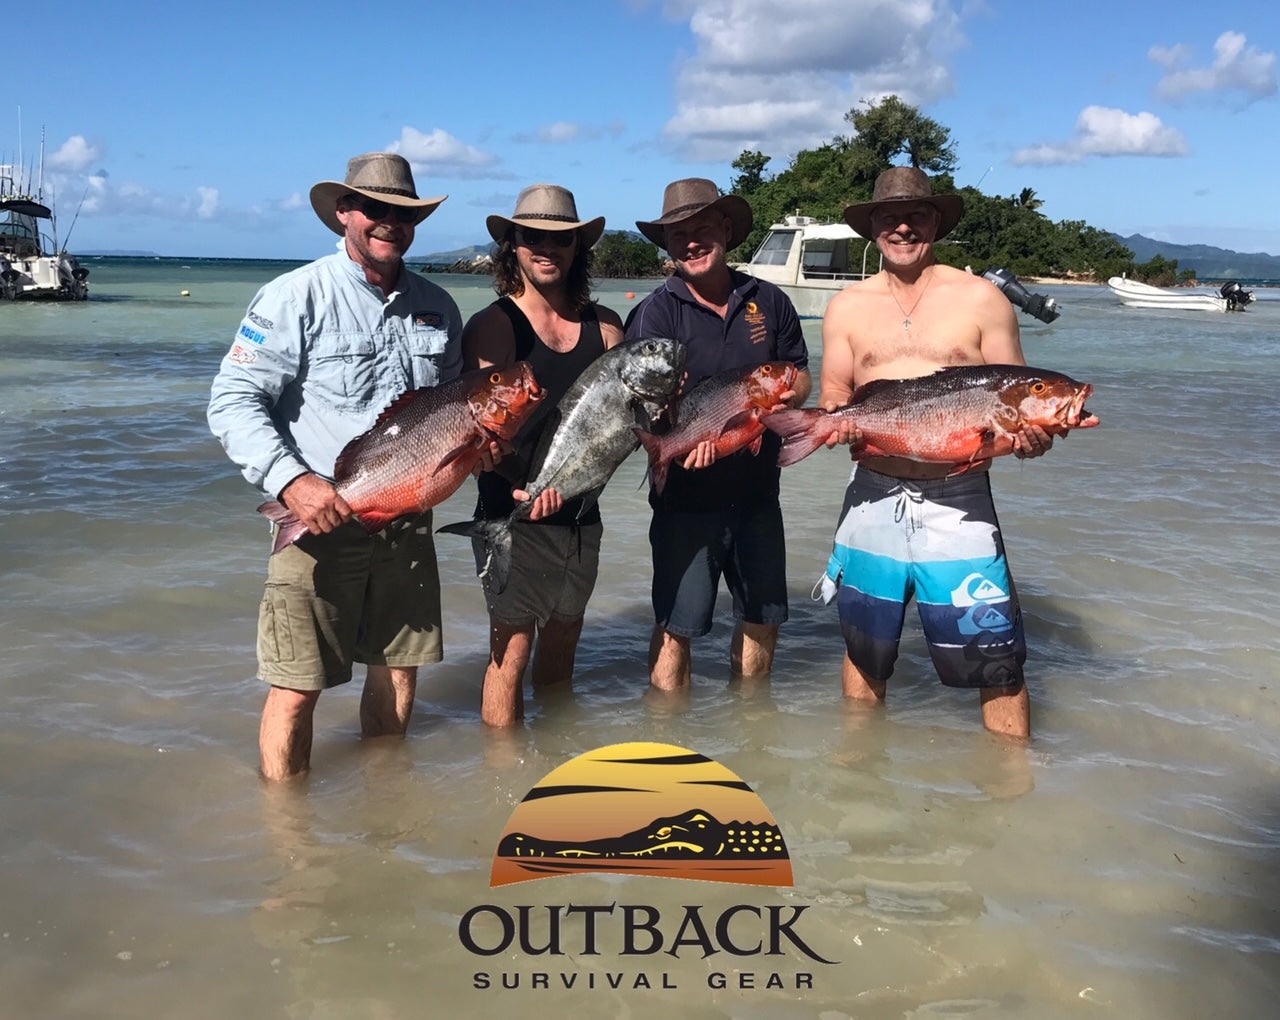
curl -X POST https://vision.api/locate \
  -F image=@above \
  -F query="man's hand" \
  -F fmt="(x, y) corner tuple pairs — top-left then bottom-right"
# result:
(280, 473), (352, 535)
(1011, 424), (1055, 459)
(512, 486), (564, 521)
(681, 440), (717, 470)
(473, 438), (508, 475)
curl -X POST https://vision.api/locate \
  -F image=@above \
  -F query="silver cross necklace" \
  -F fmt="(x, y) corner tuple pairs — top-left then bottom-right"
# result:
(886, 267), (934, 331)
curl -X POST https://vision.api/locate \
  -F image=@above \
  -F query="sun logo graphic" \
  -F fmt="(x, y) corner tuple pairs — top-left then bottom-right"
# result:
(490, 742), (793, 888)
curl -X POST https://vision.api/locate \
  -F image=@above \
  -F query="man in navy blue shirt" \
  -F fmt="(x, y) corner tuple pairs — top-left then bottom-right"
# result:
(625, 178), (810, 691)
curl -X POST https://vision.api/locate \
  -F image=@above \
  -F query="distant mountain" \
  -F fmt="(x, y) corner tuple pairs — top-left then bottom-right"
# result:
(77, 249), (161, 257)
(1111, 234), (1280, 281)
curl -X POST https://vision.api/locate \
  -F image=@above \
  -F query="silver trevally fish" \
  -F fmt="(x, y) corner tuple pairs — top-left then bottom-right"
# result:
(439, 336), (686, 593)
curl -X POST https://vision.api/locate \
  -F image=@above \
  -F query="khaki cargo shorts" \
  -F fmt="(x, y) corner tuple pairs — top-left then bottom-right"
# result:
(256, 512), (443, 691)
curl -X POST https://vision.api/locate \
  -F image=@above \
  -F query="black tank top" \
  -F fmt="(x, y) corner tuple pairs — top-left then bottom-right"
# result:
(474, 297), (606, 525)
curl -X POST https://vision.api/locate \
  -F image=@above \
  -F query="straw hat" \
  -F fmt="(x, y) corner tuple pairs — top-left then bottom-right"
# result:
(842, 166), (965, 241)
(309, 152), (447, 236)
(485, 184), (605, 247)
(635, 178), (753, 250)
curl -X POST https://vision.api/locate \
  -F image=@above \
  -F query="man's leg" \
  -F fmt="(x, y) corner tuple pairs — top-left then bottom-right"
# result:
(979, 683), (1030, 739)
(841, 653), (888, 702)
(481, 623), (534, 727)
(360, 665), (418, 738)
(260, 686), (322, 781)
(731, 621), (778, 677)
(531, 615), (585, 690)
(650, 624), (692, 690)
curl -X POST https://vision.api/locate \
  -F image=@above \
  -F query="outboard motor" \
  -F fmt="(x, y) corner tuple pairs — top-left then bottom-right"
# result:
(980, 267), (1061, 324)
(1219, 280), (1255, 312)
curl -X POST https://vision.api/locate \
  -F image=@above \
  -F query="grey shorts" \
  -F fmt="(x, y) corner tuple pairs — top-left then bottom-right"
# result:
(472, 519), (602, 627)
(256, 512), (443, 691)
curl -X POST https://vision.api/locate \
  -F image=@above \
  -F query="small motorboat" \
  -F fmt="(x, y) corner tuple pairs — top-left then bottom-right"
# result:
(1107, 275), (1253, 312)
(1, 163), (90, 301)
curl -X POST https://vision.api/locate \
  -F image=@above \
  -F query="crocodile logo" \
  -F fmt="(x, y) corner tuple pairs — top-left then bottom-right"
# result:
(490, 742), (792, 887)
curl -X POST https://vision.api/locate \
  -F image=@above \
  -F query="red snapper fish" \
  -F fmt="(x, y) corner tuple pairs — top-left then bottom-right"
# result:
(258, 363), (543, 553)
(635, 361), (798, 495)
(763, 364), (1098, 471)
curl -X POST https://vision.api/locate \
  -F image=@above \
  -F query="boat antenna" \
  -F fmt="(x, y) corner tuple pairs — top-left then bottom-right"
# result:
(61, 183), (90, 252)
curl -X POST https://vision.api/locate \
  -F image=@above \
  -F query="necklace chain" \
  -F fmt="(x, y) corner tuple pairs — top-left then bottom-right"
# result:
(886, 268), (933, 331)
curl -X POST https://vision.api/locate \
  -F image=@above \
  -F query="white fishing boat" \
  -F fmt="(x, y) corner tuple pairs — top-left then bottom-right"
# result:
(1, 164), (89, 301)
(1107, 275), (1252, 312)
(735, 214), (878, 317)
(736, 214), (1061, 322)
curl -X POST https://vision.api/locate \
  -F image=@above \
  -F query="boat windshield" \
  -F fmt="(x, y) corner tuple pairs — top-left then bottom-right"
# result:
(750, 229), (797, 266)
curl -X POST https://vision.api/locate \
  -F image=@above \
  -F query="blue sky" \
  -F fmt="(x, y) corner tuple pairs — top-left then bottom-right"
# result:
(5, 0), (1277, 260)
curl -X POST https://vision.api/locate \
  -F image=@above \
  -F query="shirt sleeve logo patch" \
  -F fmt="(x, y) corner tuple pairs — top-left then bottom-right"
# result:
(414, 311), (444, 330)
(238, 323), (268, 345)
(247, 311), (275, 331)
(228, 342), (258, 365)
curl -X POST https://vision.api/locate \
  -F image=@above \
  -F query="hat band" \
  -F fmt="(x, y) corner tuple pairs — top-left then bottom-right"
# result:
(659, 200), (716, 221)
(354, 185), (419, 199)
(515, 212), (579, 224)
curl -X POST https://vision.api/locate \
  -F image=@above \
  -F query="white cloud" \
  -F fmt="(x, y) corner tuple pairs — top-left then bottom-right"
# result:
(1010, 106), (1189, 166)
(280, 192), (305, 210)
(46, 135), (101, 172)
(661, 0), (966, 162)
(1151, 31), (1277, 103)
(195, 187), (219, 219)
(388, 126), (508, 178)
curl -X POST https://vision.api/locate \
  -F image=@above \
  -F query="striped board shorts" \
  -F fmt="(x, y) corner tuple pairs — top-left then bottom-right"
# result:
(818, 464), (1026, 690)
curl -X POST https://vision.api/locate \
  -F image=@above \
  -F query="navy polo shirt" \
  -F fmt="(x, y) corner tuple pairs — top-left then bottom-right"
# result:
(624, 269), (808, 513)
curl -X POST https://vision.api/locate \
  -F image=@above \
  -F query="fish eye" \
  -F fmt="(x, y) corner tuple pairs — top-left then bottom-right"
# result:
(490, 372), (502, 384)
(1031, 381), (1046, 394)
(761, 364), (773, 375)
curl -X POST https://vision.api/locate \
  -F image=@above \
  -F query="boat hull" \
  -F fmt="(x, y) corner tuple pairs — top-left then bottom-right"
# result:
(1107, 276), (1228, 312)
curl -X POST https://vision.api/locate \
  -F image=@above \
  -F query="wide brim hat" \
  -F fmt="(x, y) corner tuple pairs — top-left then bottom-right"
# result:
(309, 152), (447, 237)
(843, 166), (964, 241)
(635, 177), (753, 250)
(486, 183), (605, 248)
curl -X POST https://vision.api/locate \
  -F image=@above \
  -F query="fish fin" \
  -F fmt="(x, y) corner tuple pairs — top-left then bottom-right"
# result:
(720, 408), (759, 435)
(763, 408), (828, 466)
(257, 500), (308, 555)
(435, 437), (482, 474)
(747, 434), (764, 456)
(437, 518), (513, 594)
(353, 510), (399, 534)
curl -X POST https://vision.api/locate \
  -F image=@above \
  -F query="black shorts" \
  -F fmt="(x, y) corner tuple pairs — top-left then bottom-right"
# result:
(649, 503), (789, 638)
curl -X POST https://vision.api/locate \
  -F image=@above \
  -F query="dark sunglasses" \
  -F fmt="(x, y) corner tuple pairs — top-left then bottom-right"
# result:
(515, 226), (577, 248)
(349, 196), (419, 225)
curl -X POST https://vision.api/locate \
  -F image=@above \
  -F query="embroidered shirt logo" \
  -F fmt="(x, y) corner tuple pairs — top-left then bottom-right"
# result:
(238, 323), (267, 345)
(247, 311), (274, 331)
(744, 301), (768, 345)
(228, 342), (257, 365)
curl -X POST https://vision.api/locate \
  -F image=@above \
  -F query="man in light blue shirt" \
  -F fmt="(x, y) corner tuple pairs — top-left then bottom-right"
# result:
(208, 152), (465, 781)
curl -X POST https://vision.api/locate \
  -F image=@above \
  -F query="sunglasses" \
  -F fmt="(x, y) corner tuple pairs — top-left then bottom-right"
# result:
(348, 196), (419, 225)
(515, 226), (577, 249)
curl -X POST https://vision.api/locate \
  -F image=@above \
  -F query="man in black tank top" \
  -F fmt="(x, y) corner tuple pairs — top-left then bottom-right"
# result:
(461, 185), (625, 727)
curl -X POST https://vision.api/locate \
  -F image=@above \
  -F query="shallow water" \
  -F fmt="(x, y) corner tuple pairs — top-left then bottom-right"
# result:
(1, 260), (1278, 1018)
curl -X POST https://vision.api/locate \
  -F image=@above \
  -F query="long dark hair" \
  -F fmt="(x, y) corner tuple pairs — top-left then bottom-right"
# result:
(492, 230), (595, 313)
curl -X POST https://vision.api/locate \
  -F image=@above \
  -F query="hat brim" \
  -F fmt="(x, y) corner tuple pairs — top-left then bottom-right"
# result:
(635, 194), (753, 252)
(486, 214), (606, 249)
(843, 194), (965, 242)
(309, 181), (447, 237)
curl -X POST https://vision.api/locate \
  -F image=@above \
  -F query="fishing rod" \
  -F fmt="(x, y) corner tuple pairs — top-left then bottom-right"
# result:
(60, 182), (90, 252)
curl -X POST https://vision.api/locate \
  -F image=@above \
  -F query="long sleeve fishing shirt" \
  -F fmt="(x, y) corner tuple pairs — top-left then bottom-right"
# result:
(207, 247), (463, 500)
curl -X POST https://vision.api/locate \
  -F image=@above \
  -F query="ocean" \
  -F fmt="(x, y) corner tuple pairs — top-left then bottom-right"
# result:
(1, 257), (1278, 1018)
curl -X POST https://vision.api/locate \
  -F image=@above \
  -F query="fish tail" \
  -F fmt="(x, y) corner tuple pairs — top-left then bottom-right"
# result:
(763, 409), (828, 467)
(256, 500), (308, 554)
(436, 517), (514, 594)
(635, 428), (670, 496)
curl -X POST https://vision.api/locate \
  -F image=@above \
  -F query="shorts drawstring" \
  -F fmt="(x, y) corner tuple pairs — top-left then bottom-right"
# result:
(891, 481), (925, 536)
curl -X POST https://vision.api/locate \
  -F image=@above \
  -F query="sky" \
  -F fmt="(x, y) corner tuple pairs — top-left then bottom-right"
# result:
(5, 0), (1277, 261)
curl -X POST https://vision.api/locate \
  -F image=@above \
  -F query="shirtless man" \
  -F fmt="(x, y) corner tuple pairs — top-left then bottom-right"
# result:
(820, 167), (1064, 739)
